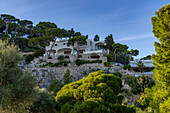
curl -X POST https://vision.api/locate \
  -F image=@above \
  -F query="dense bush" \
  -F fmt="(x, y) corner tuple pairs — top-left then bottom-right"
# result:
(123, 65), (131, 70)
(25, 49), (45, 64)
(112, 72), (122, 78)
(48, 79), (63, 93)
(75, 59), (102, 66)
(48, 69), (73, 93)
(55, 70), (135, 112)
(29, 88), (56, 113)
(122, 75), (155, 94)
(57, 55), (65, 61)
(0, 40), (36, 113)
(104, 62), (110, 67)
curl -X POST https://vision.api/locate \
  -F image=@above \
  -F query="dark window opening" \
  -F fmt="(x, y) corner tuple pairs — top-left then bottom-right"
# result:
(48, 57), (52, 59)
(79, 50), (85, 53)
(64, 51), (71, 54)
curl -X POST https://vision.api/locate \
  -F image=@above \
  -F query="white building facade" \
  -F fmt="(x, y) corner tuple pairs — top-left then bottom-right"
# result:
(44, 39), (108, 63)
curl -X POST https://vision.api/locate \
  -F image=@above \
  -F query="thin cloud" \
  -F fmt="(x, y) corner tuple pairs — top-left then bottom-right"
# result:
(117, 34), (154, 41)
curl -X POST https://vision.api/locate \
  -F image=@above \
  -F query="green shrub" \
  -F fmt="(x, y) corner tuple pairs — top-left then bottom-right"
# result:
(122, 75), (155, 94)
(55, 70), (135, 112)
(30, 88), (56, 113)
(75, 59), (102, 66)
(48, 79), (63, 93)
(112, 72), (122, 78)
(123, 65), (131, 70)
(104, 62), (110, 67)
(57, 55), (65, 61)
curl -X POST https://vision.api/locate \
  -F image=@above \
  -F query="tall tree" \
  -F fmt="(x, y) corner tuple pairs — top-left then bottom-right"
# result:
(74, 32), (81, 36)
(104, 34), (114, 52)
(0, 18), (6, 34)
(138, 4), (170, 112)
(68, 28), (75, 38)
(112, 43), (128, 62)
(45, 28), (69, 56)
(0, 40), (36, 112)
(63, 69), (73, 85)
(126, 49), (139, 64)
(68, 35), (87, 57)
(0, 14), (16, 34)
(17, 20), (33, 37)
(33, 21), (57, 37)
(93, 34), (100, 41)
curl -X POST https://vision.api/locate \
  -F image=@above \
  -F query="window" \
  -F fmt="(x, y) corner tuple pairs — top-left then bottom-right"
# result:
(79, 49), (85, 53)
(63, 43), (65, 45)
(64, 51), (71, 54)
(55, 44), (57, 46)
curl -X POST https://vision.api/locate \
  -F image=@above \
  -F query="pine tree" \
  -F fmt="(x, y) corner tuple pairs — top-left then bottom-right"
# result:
(138, 4), (170, 112)
(63, 69), (73, 85)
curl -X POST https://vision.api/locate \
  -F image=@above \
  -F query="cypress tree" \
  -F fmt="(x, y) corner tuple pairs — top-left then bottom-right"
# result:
(138, 4), (170, 112)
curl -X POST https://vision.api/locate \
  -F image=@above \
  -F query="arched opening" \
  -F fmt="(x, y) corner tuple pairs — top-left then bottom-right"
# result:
(64, 55), (70, 61)
(48, 56), (52, 59)
(78, 55), (83, 58)
(90, 53), (100, 59)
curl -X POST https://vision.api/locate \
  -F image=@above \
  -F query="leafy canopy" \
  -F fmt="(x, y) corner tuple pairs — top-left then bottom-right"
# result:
(55, 70), (135, 113)
(138, 4), (170, 113)
(0, 40), (36, 113)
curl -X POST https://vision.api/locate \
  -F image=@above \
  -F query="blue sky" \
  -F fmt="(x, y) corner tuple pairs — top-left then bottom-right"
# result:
(0, 0), (169, 58)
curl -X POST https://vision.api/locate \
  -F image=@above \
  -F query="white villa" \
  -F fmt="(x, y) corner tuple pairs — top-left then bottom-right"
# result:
(44, 38), (108, 63)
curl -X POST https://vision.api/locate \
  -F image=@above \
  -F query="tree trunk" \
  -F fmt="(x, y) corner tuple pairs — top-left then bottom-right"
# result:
(5, 22), (9, 35)
(48, 40), (55, 57)
(114, 49), (117, 62)
(129, 54), (132, 65)
(76, 42), (80, 58)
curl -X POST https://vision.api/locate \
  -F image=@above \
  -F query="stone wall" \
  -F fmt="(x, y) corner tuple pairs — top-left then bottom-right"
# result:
(27, 63), (128, 89)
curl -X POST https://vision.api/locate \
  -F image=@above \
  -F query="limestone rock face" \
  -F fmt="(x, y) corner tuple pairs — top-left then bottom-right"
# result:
(27, 63), (128, 89)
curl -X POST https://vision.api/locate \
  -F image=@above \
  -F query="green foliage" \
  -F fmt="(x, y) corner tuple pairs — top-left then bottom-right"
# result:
(1, 14), (16, 34)
(112, 72), (122, 78)
(55, 70), (135, 112)
(68, 28), (75, 38)
(110, 105), (136, 113)
(112, 43), (129, 62)
(48, 69), (73, 94)
(138, 4), (170, 112)
(30, 88), (56, 113)
(137, 60), (145, 72)
(93, 34), (100, 41)
(75, 59), (102, 66)
(123, 75), (155, 95)
(48, 79), (63, 93)
(63, 69), (73, 85)
(0, 40), (36, 113)
(103, 34), (114, 52)
(25, 49), (45, 64)
(14, 38), (35, 52)
(140, 55), (151, 60)
(57, 55), (65, 61)
(104, 62), (110, 67)
(123, 65), (131, 70)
